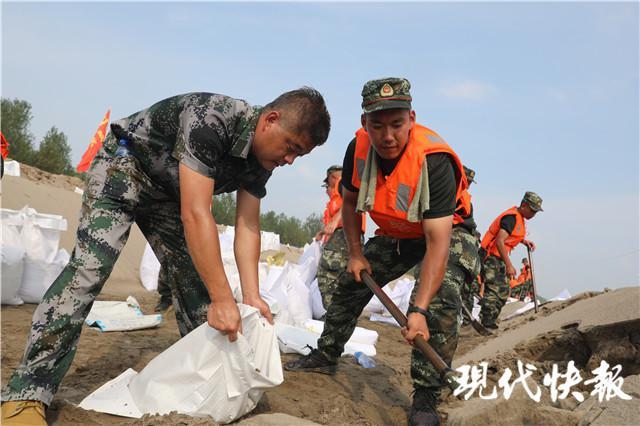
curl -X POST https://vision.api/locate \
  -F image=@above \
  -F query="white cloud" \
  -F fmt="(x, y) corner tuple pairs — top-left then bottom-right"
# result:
(438, 80), (496, 101)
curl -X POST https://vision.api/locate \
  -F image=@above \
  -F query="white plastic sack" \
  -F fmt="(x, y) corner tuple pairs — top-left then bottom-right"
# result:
(260, 231), (281, 252)
(1, 207), (67, 263)
(266, 262), (312, 327)
(1, 245), (25, 305)
(4, 160), (20, 176)
(85, 296), (162, 332)
(275, 322), (376, 357)
(309, 278), (326, 319)
(19, 249), (69, 304)
(365, 277), (416, 327)
(130, 304), (282, 423)
(139, 243), (160, 291)
(297, 241), (322, 277)
(305, 319), (378, 346)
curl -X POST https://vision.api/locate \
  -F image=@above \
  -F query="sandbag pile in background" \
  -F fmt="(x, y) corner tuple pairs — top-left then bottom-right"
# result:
(1, 206), (69, 305)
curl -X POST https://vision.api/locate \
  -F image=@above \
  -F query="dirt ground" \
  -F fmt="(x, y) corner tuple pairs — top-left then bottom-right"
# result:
(2, 165), (639, 425)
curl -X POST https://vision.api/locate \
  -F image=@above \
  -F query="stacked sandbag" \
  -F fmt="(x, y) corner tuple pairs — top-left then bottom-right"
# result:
(1, 206), (68, 304)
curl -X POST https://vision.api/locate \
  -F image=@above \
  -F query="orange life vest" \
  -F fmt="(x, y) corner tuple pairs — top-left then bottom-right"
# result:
(351, 124), (466, 239)
(454, 189), (472, 225)
(322, 178), (343, 228)
(322, 178), (366, 239)
(480, 206), (526, 259)
(518, 265), (531, 282)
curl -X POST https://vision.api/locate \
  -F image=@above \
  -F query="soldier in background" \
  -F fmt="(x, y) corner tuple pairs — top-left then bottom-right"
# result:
(316, 165), (366, 310)
(456, 166), (482, 327)
(479, 192), (543, 329)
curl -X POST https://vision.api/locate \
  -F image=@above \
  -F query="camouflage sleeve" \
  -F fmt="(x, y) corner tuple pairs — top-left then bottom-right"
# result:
(172, 110), (228, 179)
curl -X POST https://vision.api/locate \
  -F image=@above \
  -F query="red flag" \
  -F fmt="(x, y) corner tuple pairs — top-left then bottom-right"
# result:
(1, 131), (9, 159)
(77, 108), (111, 172)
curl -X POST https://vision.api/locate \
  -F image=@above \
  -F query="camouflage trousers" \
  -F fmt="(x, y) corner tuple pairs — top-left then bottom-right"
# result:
(316, 228), (349, 309)
(317, 229), (475, 396)
(513, 280), (533, 300)
(479, 255), (509, 328)
(2, 142), (212, 405)
(461, 275), (481, 325)
(452, 227), (481, 326)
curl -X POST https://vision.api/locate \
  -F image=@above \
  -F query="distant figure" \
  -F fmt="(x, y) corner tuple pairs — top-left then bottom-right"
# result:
(315, 165), (365, 309)
(456, 166), (483, 327)
(479, 192), (543, 329)
(514, 258), (533, 300)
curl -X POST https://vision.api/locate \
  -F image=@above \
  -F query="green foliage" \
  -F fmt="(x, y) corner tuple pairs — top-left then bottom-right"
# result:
(211, 193), (237, 226)
(211, 193), (322, 247)
(1, 98), (36, 163)
(35, 126), (73, 174)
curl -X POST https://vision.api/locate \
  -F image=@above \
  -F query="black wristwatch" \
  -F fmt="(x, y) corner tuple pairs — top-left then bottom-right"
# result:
(407, 305), (429, 319)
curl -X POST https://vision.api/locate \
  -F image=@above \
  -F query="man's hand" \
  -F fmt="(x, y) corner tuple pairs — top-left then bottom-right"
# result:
(323, 221), (337, 236)
(243, 294), (274, 324)
(506, 263), (517, 279)
(401, 312), (430, 345)
(347, 253), (372, 282)
(208, 300), (242, 342)
(523, 240), (536, 251)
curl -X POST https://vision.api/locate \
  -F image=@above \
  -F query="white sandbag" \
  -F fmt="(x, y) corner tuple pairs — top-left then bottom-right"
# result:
(79, 368), (142, 418)
(1, 245), (25, 305)
(129, 304), (282, 423)
(260, 231), (280, 252)
(85, 296), (162, 332)
(275, 322), (376, 357)
(365, 277), (415, 325)
(1, 207), (67, 263)
(309, 278), (326, 319)
(304, 319), (378, 346)
(297, 241), (321, 272)
(272, 263), (312, 327)
(21, 208), (67, 262)
(19, 249), (69, 304)
(4, 160), (20, 176)
(139, 243), (160, 291)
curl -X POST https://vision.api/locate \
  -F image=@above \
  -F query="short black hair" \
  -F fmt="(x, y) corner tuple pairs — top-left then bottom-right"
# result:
(264, 87), (331, 146)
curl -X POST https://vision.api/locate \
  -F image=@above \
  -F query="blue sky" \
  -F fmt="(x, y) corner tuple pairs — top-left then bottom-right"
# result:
(2, 1), (638, 297)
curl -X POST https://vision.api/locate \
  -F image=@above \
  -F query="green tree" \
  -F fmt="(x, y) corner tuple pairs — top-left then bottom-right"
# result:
(35, 126), (72, 174)
(211, 193), (236, 226)
(1, 98), (36, 163)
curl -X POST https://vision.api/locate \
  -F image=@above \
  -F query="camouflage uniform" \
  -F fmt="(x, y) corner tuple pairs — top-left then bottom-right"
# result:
(316, 224), (479, 397)
(460, 241), (482, 325)
(2, 93), (272, 405)
(316, 228), (349, 309)
(479, 254), (509, 328)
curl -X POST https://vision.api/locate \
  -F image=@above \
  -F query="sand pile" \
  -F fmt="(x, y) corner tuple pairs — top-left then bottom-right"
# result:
(1, 166), (638, 425)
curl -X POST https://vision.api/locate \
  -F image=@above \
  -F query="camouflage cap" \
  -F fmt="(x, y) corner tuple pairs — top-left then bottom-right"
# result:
(361, 77), (412, 114)
(522, 191), (543, 212)
(463, 165), (476, 184)
(323, 164), (342, 185)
